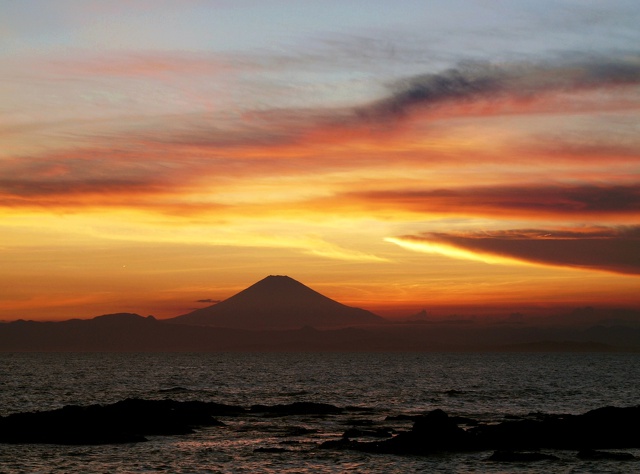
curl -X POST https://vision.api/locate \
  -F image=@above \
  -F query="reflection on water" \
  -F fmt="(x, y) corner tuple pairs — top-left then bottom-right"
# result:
(1, 352), (639, 472)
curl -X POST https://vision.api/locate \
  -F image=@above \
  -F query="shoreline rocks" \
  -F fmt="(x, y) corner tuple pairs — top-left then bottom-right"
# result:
(0, 398), (237, 445)
(249, 401), (343, 416)
(577, 449), (636, 460)
(320, 405), (640, 455)
(2, 397), (640, 458)
(488, 450), (560, 462)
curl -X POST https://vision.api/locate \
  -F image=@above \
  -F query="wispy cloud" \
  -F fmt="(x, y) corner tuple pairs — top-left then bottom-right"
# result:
(144, 53), (640, 152)
(45, 52), (244, 78)
(2, 53), (639, 220)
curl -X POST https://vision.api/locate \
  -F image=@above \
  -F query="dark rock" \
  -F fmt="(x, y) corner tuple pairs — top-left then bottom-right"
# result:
(470, 418), (551, 450)
(504, 414), (522, 420)
(385, 414), (422, 422)
(321, 405), (640, 456)
(577, 449), (636, 460)
(342, 418), (375, 426)
(577, 406), (640, 448)
(470, 405), (640, 450)
(194, 401), (246, 417)
(280, 426), (317, 437)
(340, 409), (474, 455)
(0, 398), (229, 445)
(449, 416), (479, 426)
(444, 389), (465, 397)
(318, 438), (358, 451)
(107, 399), (226, 435)
(158, 386), (191, 393)
(385, 412), (477, 426)
(344, 406), (375, 413)
(412, 409), (469, 438)
(342, 427), (394, 439)
(249, 402), (343, 416)
(254, 447), (289, 453)
(489, 450), (560, 462)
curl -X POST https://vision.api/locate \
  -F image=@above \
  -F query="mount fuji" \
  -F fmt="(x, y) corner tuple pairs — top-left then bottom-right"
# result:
(169, 275), (385, 329)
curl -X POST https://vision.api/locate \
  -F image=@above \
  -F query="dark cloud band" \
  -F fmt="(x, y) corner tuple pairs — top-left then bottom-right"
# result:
(352, 184), (640, 217)
(359, 54), (640, 122)
(396, 226), (640, 275)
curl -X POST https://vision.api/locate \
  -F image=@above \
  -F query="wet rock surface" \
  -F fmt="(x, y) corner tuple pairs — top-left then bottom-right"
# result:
(577, 449), (636, 460)
(472, 405), (640, 450)
(320, 408), (475, 455)
(249, 401), (343, 416)
(488, 450), (560, 462)
(253, 446), (289, 453)
(0, 399), (343, 445)
(320, 405), (640, 456)
(2, 397), (640, 459)
(0, 398), (238, 444)
(342, 427), (394, 439)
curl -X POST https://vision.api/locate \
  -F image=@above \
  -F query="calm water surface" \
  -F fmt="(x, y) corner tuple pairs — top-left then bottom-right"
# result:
(1, 352), (639, 473)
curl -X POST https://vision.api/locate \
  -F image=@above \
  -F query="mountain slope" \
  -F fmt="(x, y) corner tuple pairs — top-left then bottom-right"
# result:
(170, 275), (384, 329)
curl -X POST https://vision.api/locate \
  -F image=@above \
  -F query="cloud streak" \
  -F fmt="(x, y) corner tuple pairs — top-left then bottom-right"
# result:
(46, 52), (244, 78)
(344, 184), (640, 220)
(391, 226), (640, 276)
(2, 53), (639, 224)
(152, 53), (640, 153)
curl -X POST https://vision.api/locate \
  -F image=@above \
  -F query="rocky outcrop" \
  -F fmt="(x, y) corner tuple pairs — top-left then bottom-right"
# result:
(0, 398), (242, 445)
(3, 398), (640, 456)
(577, 449), (636, 460)
(320, 405), (640, 455)
(473, 405), (640, 450)
(342, 427), (394, 439)
(488, 450), (559, 462)
(320, 409), (475, 454)
(249, 401), (343, 416)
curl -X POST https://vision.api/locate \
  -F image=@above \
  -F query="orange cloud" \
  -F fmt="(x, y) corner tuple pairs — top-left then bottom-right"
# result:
(2, 54), (639, 222)
(123, 53), (640, 155)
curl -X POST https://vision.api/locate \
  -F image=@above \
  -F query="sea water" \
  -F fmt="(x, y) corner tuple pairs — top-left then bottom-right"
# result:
(1, 352), (639, 473)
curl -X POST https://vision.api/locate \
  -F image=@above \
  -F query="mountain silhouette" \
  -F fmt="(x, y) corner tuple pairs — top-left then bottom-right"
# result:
(169, 275), (385, 329)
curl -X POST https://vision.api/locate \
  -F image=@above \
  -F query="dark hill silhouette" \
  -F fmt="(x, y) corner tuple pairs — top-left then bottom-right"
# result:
(169, 275), (385, 329)
(2, 311), (640, 352)
(405, 309), (430, 322)
(91, 313), (157, 325)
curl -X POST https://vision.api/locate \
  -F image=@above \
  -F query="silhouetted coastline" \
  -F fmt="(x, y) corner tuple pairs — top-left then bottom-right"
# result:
(2, 312), (640, 352)
(2, 277), (639, 352)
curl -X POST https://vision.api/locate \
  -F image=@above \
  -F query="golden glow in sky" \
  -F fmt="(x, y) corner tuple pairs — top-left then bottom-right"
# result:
(1, 1), (639, 320)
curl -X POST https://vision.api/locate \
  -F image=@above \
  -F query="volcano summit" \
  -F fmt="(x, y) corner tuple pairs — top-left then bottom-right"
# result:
(170, 275), (384, 330)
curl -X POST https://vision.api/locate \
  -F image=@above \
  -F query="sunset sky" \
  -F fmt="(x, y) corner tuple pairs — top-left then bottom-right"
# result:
(2, 0), (639, 321)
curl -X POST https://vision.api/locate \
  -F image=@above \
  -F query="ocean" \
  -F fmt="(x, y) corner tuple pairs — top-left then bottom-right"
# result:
(1, 352), (639, 473)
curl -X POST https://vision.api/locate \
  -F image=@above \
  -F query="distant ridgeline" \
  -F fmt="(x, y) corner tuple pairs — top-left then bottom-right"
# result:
(1, 276), (640, 351)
